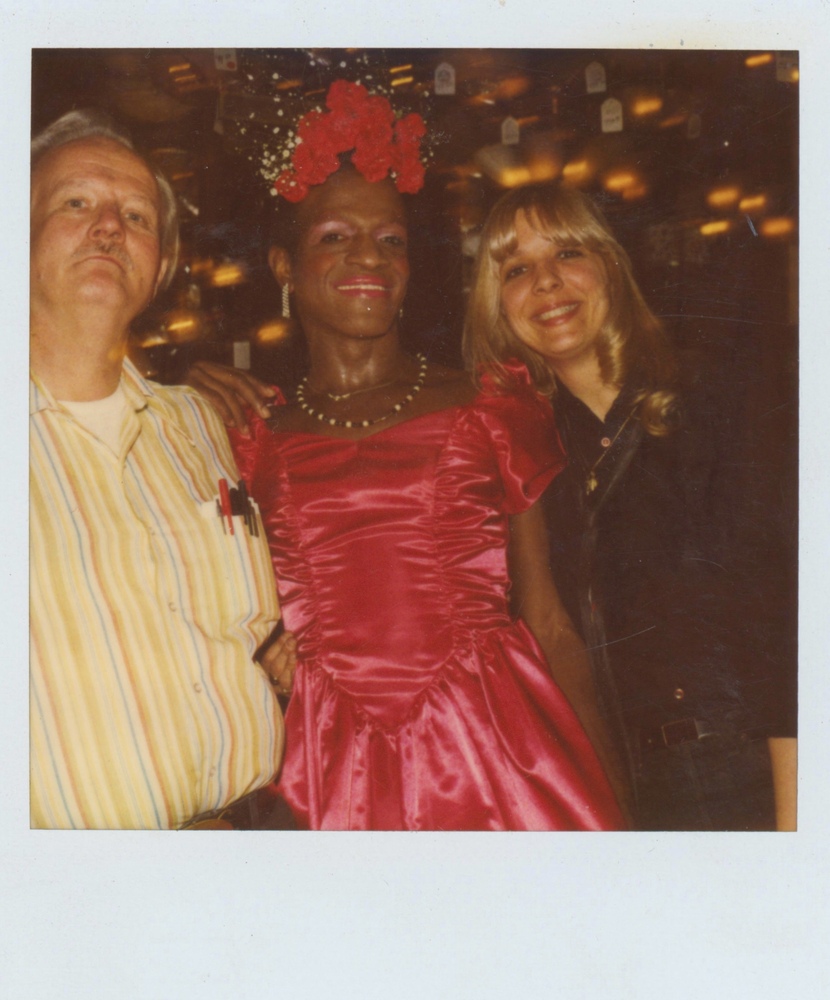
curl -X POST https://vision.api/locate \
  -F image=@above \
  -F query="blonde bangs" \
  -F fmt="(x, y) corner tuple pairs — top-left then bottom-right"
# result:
(482, 202), (521, 266)
(492, 185), (616, 262)
(524, 204), (608, 256)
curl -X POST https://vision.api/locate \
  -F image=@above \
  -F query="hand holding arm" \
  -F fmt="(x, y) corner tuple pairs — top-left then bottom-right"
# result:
(258, 628), (298, 696)
(185, 361), (277, 435)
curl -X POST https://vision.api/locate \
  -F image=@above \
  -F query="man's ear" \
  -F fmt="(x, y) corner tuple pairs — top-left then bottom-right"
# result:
(268, 246), (292, 291)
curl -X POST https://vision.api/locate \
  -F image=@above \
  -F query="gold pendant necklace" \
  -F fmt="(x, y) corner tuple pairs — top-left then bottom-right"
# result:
(324, 378), (398, 402)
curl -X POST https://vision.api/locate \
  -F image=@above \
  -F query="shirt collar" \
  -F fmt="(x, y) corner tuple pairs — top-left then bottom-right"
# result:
(555, 377), (640, 431)
(30, 358), (154, 417)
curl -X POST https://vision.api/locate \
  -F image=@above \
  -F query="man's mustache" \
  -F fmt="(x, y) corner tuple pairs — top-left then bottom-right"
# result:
(73, 241), (132, 270)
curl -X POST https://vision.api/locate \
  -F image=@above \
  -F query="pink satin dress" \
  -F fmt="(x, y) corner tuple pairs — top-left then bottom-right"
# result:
(232, 366), (623, 830)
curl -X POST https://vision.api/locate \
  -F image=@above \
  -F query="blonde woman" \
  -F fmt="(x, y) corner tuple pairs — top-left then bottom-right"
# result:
(464, 183), (796, 831)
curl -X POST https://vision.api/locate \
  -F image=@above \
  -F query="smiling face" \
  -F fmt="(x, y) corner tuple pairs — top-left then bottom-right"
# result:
(271, 167), (409, 343)
(30, 137), (166, 324)
(498, 210), (610, 371)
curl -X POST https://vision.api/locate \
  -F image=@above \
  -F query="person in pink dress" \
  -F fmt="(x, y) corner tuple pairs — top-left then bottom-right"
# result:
(187, 82), (624, 830)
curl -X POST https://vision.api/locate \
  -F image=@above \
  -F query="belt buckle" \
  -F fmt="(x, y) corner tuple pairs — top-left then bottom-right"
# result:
(661, 717), (706, 747)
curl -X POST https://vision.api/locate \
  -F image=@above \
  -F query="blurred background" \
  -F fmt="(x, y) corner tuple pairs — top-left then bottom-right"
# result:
(31, 49), (797, 369)
(31, 47), (798, 604)
(30, 44), (799, 687)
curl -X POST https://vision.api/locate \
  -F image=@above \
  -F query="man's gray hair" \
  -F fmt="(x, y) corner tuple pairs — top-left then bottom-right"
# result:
(32, 108), (180, 290)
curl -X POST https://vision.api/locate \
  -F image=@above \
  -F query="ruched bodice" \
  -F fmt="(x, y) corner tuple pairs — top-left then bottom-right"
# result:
(233, 366), (623, 830)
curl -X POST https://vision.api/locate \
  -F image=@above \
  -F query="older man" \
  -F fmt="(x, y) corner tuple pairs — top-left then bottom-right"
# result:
(30, 110), (291, 829)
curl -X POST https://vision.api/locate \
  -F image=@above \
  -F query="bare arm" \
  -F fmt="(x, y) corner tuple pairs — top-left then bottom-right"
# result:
(509, 502), (632, 823)
(185, 361), (277, 435)
(768, 736), (797, 831)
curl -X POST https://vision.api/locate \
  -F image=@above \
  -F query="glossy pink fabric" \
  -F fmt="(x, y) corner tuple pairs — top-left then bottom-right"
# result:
(232, 366), (623, 830)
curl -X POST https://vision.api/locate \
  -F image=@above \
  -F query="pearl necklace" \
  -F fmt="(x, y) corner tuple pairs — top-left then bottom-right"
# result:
(296, 354), (428, 429)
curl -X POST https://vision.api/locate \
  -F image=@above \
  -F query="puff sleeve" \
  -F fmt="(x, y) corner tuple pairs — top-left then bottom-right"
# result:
(474, 362), (567, 514)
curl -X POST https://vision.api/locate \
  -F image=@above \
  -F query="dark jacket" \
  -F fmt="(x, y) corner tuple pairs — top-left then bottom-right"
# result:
(541, 360), (797, 760)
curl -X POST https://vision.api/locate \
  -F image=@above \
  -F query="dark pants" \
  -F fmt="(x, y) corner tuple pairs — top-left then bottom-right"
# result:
(633, 731), (776, 831)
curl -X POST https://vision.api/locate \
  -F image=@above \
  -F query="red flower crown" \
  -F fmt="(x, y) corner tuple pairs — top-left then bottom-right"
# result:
(273, 80), (427, 203)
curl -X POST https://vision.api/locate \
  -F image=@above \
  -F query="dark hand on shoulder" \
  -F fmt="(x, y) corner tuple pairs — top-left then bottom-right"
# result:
(184, 361), (277, 436)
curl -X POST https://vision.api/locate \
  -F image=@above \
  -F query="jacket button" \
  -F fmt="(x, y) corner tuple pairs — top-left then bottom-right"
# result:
(674, 688), (685, 700)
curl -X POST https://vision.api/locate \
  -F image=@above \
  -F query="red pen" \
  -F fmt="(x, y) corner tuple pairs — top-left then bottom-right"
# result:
(218, 478), (234, 535)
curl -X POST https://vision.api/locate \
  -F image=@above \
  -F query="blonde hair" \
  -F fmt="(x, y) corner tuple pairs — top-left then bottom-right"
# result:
(463, 183), (677, 436)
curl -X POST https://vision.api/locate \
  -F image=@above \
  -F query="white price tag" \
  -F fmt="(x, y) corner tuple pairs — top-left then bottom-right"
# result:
(232, 341), (251, 371)
(585, 62), (606, 94)
(501, 116), (520, 146)
(214, 49), (238, 73)
(601, 98), (623, 133)
(434, 62), (456, 95)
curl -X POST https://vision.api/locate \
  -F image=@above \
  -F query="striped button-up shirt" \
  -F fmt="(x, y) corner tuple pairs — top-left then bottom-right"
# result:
(30, 361), (284, 829)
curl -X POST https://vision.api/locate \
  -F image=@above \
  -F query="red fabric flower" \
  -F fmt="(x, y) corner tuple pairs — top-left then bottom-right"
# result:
(395, 112), (427, 145)
(325, 79), (368, 117)
(391, 112), (428, 193)
(272, 80), (427, 201)
(274, 170), (308, 203)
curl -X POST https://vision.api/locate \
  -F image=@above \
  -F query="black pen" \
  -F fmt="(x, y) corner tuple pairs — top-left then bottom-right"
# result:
(237, 479), (255, 536)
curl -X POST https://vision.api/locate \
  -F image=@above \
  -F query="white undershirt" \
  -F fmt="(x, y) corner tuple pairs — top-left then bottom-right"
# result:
(59, 385), (129, 454)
